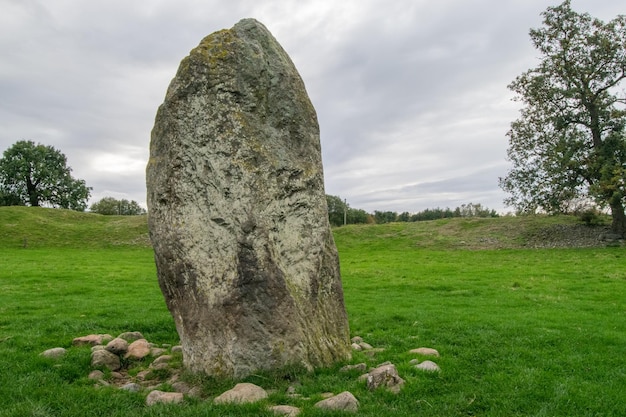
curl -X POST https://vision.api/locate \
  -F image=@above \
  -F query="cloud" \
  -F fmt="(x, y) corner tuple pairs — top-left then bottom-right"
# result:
(0, 0), (622, 213)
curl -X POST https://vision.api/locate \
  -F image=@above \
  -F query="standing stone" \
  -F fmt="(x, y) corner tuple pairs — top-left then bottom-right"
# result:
(146, 18), (351, 378)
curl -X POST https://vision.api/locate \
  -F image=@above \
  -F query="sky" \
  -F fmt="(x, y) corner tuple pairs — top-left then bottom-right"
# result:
(0, 0), (623, 214)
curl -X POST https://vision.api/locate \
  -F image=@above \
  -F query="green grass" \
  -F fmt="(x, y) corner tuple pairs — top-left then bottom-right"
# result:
(1, 207), (625, 416)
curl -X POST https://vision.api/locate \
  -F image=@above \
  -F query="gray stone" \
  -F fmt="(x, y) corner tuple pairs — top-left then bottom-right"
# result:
(171, 345), (183, 354)
(151, 354), (172, 367)
(91, 349), (121, 371)
(124, 339), (151, 360)
(213, 382), (268, 404)
(366, 363), (405, 394)
(270, 405), (301, 416)
(88, 370), (105, 380)
(415, 360), (441, 372)
(40, 347), (66, 359)
(105, 338), (129, 355)
(120, 383), (142, 392)
(73, 334), (113, 347)
(146, 390), (184, 406)
(340, 363), (367, 373)
(146, 18), (351, 378)
(314, 391), (359, 413)
(117, 331), (145, 342)
(410, 347), (440, 357)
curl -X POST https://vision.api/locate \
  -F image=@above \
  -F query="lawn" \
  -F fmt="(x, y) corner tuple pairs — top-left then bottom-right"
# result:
(0, 207), (625, 416)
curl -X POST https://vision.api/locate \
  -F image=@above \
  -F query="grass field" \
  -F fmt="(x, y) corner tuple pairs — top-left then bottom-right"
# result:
(1, 207), (625, 416)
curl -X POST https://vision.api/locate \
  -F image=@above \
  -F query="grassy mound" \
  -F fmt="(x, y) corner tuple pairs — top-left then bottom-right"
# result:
(0, 206), (150, 249)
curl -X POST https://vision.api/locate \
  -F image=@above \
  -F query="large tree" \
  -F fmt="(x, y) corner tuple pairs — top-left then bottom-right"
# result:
(0, 140), (91, 211)
(499, 1), (626, 236)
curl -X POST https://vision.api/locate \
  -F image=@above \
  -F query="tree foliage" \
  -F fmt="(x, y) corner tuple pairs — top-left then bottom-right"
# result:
(0, 140), (91, 211)
(90, 197), (146, 215)
(326, 195), (370, 227)
(499, 1), (626, 235)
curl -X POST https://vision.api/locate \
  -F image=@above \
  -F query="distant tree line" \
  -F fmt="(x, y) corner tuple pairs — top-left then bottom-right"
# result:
(327, 195), (499, 226)
(90, 197), (146, 215)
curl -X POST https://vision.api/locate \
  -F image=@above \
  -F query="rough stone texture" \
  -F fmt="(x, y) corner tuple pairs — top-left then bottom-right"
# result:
(269, 405), (301, 416)
(314, 391), (359, 413)
(73, 334), (113, 347)
(410, 347), (440, 357)
(40, 347), (66, 359)
(415, 360), (441, 372)
(366, 363), (405, 394)
(125, 339), (151, 360)
(146, 18), (350, 378)
(213, 382), (268, 404)
(105, 338), (129, 355)
(91, 350), (121, 371)
(146, 390), (184, 406)
(118, 331), (145, 342)
(340, 363), (367, 373)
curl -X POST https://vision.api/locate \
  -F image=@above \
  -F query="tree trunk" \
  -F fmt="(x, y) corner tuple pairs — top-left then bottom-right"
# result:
(26, 177), (39, 207)
(609, 200), (626, 238)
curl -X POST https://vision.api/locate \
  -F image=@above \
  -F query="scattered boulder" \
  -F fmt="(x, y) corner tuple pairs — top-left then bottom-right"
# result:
(270, 405), (301, 416)
(151, 355), (172, 367)
(171, 345), (183, 354)
(91, 349), (121, 371)
(415, 360), (441, 372)
(40, 347), (66, 359)
(146, 390), (184, 406)
(150, 347), (167, 357)
(88, 370), (105, 380)
(105, 338), (129, 355)
(410, 347), (440, 357)
(351, 343), (362, 351)
(340, 363), (367, 373)
(73, 334), (112, 347)
(120, 383), (142, 392)
(213, 383), (268, 405)
(124, 339), (151, 360)
(314, 391), (359, 413)
(350, 336), (363, 344)
(365, 363), (405, 394)
(118, 331), (144, 342)
(146, 18), (351, 378)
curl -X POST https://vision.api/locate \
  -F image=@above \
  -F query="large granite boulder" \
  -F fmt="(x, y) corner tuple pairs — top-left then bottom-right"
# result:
(146, 18), (351, 378)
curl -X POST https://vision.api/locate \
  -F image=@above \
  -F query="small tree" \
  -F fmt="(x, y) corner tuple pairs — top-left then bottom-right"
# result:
(90, 197), (146, 215)
(499, 1), (626, 236)
(0, 140), (91, 211)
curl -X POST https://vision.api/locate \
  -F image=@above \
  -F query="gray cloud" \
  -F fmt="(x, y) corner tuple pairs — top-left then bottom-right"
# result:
(0, 0), (622, 213)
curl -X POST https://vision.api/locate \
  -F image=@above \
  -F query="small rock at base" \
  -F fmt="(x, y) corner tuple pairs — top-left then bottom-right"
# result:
(359, 342), (373, 350)
(214, 383), (268, 405)
(350, 336), (363, 344)
(171, 345), (183, 353)
(120, 383), (142, 392)
(340, 363), (367, 373)
(117, 331), (145, 342)
(88, 370), (105, 380)
(73, 334), (113, 347)
(415, 360), (441, 372)
(410, 347), (440, 357)
(105, 338), (129, 355)
(366, 363), (405, 394)
(91, 349), (121, 371)
(146, 390), (184, 406)
(270, 405), (301, 416)
(124, 339), (151, 360)
(314, 391), (359, 413)
(40, 347), (66, 359)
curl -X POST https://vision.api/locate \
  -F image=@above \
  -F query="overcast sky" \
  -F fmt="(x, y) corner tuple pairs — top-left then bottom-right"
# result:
(0, 0), (622, 213)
